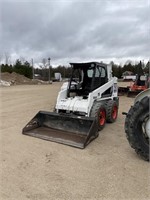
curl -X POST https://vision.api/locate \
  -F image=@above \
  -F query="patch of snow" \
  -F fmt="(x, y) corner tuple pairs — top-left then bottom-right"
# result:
(0, 80), (11, 87)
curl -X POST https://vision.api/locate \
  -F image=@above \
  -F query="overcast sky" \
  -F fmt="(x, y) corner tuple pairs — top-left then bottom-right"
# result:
(0, 0), (149, 66)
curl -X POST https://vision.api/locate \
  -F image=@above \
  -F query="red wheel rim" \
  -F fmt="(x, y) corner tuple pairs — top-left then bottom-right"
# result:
(112, 105), (118, 119)
(99, 109), (106, 126)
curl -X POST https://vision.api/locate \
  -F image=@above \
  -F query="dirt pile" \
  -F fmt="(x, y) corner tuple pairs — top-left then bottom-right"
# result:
(1, 72), (48, 85)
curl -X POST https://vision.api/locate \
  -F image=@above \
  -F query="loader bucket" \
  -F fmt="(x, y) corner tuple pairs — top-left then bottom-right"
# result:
(22, 111), (98, 149)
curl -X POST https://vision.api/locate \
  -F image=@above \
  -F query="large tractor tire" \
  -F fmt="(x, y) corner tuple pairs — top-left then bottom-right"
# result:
(125, 96), (150, 161)
(106, 100), (118, 123)
(90, 101), (106, 131)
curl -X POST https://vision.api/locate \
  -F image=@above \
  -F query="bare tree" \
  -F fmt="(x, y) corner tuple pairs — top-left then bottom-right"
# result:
(19, 56), (26, 64)
(38, 58), (49, 81)
(42, 58), (48, 68)
(0, 53), (4, 63)
(38, 58), (48, 69)
(0, 53), (4, 81)
(5, 52), (10, 65)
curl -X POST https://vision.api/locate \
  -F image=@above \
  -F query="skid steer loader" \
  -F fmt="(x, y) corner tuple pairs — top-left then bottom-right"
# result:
(127, 74), (149, 97)
(118, 74), (150, 97)
(23, 62), (119, 148)
(123, 88), (150, 161)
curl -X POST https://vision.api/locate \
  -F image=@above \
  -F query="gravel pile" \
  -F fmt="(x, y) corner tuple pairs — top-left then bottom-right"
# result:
(0, 72), (49, 85)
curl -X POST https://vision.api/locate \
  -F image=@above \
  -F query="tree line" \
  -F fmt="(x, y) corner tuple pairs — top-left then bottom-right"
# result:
(0, 59), (33, 79)
(111, 60), (149, 78)
(0, 59), (149, 80)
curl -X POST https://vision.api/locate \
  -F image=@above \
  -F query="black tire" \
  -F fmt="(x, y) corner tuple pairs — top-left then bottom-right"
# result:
(125, 96), (150, 161)
(106, 100), (118, 123)
(90, 101), (106, 131)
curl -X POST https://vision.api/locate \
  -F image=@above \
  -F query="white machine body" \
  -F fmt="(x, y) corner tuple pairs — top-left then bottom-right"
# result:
(55, 62), (118, 117)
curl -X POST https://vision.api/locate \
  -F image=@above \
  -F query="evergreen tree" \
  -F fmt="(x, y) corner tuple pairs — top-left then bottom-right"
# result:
(134, 61), (144, 75)
(13, 59), (32, 78)
(144, 61), (149, 74)
(1, 64), (13, 73)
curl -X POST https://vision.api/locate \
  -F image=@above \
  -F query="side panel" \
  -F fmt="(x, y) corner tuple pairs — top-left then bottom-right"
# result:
(56, 96), (89, 113)
(87, 77), (118, 115)
(56, 87), (68, 106)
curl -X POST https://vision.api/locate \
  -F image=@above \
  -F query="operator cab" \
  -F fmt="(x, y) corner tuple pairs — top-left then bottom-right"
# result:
(67, 62), (109, 98)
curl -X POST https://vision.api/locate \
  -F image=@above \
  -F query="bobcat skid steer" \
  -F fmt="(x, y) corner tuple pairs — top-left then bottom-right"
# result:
(23, 62), (119, 148)
(127, 74), (149, 97)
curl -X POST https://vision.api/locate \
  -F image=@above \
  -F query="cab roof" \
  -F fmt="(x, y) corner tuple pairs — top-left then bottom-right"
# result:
(70, 62), (107, 68)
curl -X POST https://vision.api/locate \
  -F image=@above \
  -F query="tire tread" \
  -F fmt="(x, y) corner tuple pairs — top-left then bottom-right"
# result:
(125, 96), (149, 161)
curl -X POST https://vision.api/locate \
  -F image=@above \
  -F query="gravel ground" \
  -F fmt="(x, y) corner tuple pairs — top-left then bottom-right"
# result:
(0, 83), (149, 200)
